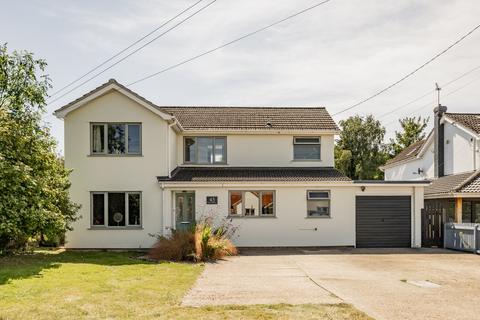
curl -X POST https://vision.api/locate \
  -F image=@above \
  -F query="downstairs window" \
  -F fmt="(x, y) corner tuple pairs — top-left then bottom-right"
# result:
(229, 191), (275, 217)
(307, 190), (330, 217)
(91, 192), (141, 228)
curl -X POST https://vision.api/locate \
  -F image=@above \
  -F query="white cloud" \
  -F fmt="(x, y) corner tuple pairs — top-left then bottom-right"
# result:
(1, 0), (480, 151)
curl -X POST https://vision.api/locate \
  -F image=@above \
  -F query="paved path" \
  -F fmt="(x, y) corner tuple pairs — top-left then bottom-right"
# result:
(182, 248), (480, 320)
(182, 253), (342, 306)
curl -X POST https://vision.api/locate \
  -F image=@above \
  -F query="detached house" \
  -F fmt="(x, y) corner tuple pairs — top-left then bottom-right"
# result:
(383, 106), (480, 246)
(54, 79), (427, 249)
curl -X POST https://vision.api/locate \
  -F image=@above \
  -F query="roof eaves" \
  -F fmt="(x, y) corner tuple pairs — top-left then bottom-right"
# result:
(454, 170), (480, 192)
(53, 79), (174, 121)
(443, 114), (480, 138)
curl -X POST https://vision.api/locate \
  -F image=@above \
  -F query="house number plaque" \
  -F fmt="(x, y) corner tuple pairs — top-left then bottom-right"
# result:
(206, 196), (218, 205)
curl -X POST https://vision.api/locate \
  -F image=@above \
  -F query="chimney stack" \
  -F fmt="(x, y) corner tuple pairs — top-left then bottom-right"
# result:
(434, 105), (447, 178)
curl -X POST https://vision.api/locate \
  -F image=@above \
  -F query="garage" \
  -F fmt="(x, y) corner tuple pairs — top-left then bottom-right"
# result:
(356, 196), (412, 248)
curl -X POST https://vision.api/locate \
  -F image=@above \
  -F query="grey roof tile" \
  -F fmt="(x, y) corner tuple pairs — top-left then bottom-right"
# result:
(445, 113), (480, 134)
(425, 171), (480, 195)
(160, 106), (339, 131)
(385, 139), (426, 166)
(158, 167), (351, 182)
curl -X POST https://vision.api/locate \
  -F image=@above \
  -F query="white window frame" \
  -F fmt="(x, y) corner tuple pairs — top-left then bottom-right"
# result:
(293, 137), (321, 161)
(90, 191), (142, 228)
(183, 136), (227, 164)
(90, 122), (142, 156)
(228, 190), (275, 218)
(306, 190), (331, 218)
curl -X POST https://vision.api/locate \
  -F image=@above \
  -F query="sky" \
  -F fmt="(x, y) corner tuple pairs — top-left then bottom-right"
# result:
(1, 0), (480, 154)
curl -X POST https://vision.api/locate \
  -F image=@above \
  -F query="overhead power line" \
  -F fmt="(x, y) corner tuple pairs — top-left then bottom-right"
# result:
(48, 0), (217, 105)
(49, 0), (206, 98)
(384, 74), (480, 126)
(127, 0), (333, 86)
(332, 23), (480, 117)
(377, 64), (480, 120)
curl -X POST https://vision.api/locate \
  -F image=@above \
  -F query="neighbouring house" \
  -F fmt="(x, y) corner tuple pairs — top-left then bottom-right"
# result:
(382, 106), (480, 246)
(54, 79), (428, 249)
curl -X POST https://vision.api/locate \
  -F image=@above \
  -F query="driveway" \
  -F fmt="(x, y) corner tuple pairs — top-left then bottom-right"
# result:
(182, 248), (480, 320)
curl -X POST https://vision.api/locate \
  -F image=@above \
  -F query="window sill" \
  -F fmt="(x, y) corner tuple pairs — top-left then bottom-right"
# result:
(305, 216), (331, 219)
(228, 215), (277, 219)
(88, 154), (143, 157)
(182, 163), (228, 166)
(88, 226), (144, 230)
(291, 159), (322, 162)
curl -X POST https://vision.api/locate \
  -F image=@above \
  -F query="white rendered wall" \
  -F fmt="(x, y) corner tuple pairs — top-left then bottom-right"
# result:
(64, 90), (169, 248)
(176, 134), (335, 167)
(444, 122), (477, 175)
(164, 184), (423, 247)
(384, 142), (434, 181)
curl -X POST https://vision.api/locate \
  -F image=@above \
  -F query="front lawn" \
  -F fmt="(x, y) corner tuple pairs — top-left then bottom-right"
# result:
(0, 250), (371, 319)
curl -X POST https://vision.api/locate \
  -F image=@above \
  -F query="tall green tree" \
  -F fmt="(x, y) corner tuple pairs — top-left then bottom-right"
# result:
(389, 116), (429, 156)
(335, 115), (387, 180)
(0, 44), (79, 252)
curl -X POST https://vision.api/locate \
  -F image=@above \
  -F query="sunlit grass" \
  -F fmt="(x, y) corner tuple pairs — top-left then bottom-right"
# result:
(0, 250), (371, 319)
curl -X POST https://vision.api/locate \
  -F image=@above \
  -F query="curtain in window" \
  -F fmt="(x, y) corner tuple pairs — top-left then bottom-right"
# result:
(92, 125), (104, 153)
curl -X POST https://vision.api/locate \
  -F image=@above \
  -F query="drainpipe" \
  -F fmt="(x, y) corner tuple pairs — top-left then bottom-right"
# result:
(166, 120), (177, 178)
(474, 138), (478, 171)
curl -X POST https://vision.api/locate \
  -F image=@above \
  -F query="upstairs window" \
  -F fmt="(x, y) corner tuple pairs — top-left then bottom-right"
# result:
(307, 190), (330, 217)
(91, 123), (141, 155)
(184, 137), (226, 164)
(293, 137), (321, 160)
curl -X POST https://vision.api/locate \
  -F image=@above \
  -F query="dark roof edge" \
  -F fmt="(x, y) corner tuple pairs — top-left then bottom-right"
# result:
(454, 170), (480, 191)
(354, 180), (431, 184)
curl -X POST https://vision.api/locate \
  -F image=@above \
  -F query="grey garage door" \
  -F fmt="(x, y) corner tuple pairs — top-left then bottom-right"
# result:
(356, 196), (411, 248)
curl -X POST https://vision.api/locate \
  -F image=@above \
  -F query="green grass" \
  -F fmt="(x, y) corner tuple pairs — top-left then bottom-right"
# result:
(0, 250), (372, 320)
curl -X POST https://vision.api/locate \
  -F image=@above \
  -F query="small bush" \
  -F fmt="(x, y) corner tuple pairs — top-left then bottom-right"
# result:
(148, 230), (195, 261)
(148, 215), (238, 262)
(194, 222), (238, 262)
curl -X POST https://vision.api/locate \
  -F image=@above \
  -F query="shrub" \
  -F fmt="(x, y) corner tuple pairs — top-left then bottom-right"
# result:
(148, 214), (238, 262)
(194, 222), (238, 262)
(148, 230), (195, 261)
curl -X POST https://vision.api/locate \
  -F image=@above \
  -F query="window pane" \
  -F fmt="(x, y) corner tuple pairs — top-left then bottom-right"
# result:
(294, 145), (320, 160)
(244, 191), (260, 216)
(230, 192), (242, 215)
(184, 137), (196, 162)
(128, 193), (141, 226)
(295, 137), (320, 144)
(108, 124), (126, 154)
(127, 124), (141, 154)
(446, 201), (455, 222)
(307, 200), (330, 217)
(462, 201), (472, 223)
(197, 137), (214, 163)
(308, 191), (329, 199)
(214, 137), (226, 163)
(108, 193), (125, 226)
(92, 125), (105, 153)
(92, 194), (105, 225)
(474, 203), (480, 223)
(261, 192), (274, 215)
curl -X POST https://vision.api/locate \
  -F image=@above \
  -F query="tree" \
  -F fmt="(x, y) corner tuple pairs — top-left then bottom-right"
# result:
(335, 115), (387, 180)
(389, 116), (429, 156)
(0, 44), (79, 252)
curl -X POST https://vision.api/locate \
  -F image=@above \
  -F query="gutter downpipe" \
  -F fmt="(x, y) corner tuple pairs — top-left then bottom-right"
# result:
(474, 138), (478, 171)
(163, 118), (177, 236)
(166, 119), (178, 178)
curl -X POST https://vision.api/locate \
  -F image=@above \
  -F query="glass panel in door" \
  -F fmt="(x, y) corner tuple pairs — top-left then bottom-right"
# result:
(175, 192), (195, 231)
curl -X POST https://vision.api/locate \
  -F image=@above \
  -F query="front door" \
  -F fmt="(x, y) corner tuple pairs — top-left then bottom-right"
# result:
(175, 192), (195, 231)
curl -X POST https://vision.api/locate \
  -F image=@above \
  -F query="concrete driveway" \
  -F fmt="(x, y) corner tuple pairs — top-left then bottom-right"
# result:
(182, 248), (480, 320)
